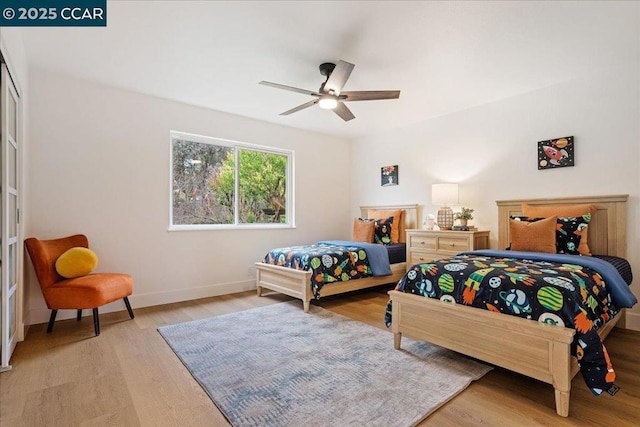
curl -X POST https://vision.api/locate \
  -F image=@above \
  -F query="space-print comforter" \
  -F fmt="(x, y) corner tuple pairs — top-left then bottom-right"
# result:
(385, 250), (637, 396)
(263, 241), (391, 299)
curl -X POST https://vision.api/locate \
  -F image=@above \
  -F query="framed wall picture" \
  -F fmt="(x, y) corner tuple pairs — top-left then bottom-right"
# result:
(538, 136), (574, 170)
(381, 165), (398, 186)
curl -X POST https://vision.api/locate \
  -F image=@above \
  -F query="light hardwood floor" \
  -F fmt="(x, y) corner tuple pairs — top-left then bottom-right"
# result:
(1, 287), (639, 426)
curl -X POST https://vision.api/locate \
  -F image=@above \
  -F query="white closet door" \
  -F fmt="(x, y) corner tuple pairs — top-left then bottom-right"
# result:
(1, 63), (20, 371)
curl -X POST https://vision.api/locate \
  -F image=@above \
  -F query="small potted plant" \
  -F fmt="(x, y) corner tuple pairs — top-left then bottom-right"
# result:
(454, 207), (474, 227)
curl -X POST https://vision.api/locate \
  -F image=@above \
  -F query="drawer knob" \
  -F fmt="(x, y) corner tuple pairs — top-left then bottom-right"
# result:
(420, 241), (425, 245)
(450, 243), (455, 247)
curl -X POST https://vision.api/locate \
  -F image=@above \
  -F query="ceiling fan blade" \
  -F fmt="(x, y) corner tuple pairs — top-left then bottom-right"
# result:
(340, 90), (401, 101)
(333, 102), (355, 121)
(324, 60), (354, 95)
(280, 99), (318, 116)
(260, 81), (320, 96)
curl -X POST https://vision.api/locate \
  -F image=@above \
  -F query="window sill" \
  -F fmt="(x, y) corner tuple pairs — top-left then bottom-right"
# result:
(167, 224), (296, 232)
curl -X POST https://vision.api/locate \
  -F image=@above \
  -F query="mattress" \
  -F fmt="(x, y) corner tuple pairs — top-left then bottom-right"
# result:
(594, 255), (633, 285)
(386, 243), (406, 265)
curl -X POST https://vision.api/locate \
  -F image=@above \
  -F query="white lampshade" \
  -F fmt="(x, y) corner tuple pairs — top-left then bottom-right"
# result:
(431, 183), (459, 206)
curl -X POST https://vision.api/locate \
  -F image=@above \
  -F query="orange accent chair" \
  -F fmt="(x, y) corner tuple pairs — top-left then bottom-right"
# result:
(25, 234), (134, 336)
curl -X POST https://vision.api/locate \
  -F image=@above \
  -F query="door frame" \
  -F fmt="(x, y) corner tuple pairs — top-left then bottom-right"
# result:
(0, 56), (23, 372)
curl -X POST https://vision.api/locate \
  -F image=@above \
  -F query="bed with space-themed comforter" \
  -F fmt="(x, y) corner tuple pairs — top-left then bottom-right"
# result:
(263, 240), (395, 299)
(385, 249), (637, 396)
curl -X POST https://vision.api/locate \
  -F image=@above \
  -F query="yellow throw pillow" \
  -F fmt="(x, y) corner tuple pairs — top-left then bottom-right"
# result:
(509, 216), (557, 253)
(352, 218), (375, 243)
(55, 247), (99, 279)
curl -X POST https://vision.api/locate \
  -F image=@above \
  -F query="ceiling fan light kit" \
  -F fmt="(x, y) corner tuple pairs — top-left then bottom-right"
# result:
(318, 95), (338, 110)
(259, 60), (400, 121)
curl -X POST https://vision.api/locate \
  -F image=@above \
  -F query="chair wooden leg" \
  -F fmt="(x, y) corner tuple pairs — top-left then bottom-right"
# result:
(77, 309), (82, 321)
(47, 310), (58, 333)
(124, 297), (134, 319)
(92, 308), (100, 336)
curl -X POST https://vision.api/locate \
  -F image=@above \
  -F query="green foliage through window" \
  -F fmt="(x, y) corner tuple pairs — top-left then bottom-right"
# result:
(171, 133), (292, 227)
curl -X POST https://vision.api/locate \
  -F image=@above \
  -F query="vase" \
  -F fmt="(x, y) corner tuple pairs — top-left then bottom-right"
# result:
(459, 219), (468, 227)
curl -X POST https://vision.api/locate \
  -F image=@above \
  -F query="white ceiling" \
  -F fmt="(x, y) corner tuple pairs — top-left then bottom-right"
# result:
(20, 1), (639, 140)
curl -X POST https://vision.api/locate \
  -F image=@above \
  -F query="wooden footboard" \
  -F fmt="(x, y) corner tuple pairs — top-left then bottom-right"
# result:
(256, 262), (406, 312)
(389, 290), (626, 416)
(388, 290), (576, 416)
(255, 262), (313, 311)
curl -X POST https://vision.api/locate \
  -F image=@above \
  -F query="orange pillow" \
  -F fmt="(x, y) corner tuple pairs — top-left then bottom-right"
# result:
(367, 209), (403, 243)
(521, 203), (596, 217)
(521, 204), (596, 255)
(509, 216), (557, 253)
(352, 218), (375, 243)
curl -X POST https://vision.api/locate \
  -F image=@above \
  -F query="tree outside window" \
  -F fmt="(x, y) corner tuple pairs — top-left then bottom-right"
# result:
(170, 132), (293, 228)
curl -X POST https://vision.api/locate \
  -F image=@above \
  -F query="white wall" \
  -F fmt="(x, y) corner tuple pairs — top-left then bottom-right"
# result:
(350, 65), (640, 329)
(22, 32), (640, 330)
(25, 68), (351, 324)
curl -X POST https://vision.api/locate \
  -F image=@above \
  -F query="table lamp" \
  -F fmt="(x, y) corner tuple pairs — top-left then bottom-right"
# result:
(431, 183), (458, 230)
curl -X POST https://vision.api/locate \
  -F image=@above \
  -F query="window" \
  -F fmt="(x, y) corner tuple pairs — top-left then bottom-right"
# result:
(170, 131), (294, 229)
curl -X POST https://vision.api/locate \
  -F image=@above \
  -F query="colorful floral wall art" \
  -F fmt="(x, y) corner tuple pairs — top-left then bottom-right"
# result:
(381, 165), (398, 186)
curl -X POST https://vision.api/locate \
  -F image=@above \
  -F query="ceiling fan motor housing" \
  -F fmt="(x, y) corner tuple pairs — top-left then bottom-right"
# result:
(319, 62), (336, 77)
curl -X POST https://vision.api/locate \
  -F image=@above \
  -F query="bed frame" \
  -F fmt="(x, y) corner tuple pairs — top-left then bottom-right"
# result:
(256, 204), (420, 312)
(389, 194), (628, 417)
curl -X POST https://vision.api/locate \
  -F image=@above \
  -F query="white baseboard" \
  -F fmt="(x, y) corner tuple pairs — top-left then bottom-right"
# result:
(27, 278), (639, 333)
(624, 310), (640, 332)
(25, 279), (255, 326)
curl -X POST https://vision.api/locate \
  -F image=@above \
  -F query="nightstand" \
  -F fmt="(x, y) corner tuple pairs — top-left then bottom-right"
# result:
(405, 229), (490, 268)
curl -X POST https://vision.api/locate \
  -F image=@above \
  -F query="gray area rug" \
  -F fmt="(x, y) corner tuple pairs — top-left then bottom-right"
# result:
(158, 302), (492, 427)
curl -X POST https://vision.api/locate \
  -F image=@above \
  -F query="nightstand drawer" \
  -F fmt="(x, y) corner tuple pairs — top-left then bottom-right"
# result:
(405, 229), (490, 272)
(410, 252), (439, 264)
(409, 235), (436, 250)
(437, 237), (470, 252)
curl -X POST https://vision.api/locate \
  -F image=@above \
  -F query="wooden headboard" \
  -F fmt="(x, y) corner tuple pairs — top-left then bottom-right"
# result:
(359, 204), (421, 243)
(496, 195), (628, 257)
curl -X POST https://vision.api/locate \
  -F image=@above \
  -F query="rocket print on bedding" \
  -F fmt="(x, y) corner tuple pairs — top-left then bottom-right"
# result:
(386, 252), (623, 396)
(263, 243), (372, 299)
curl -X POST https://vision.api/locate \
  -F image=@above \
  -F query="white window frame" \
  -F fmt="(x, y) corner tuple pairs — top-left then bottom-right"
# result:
(168, 131), (295, 231)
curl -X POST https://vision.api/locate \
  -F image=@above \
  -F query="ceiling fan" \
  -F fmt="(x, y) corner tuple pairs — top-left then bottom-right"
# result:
(259, 60), (400, 122)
